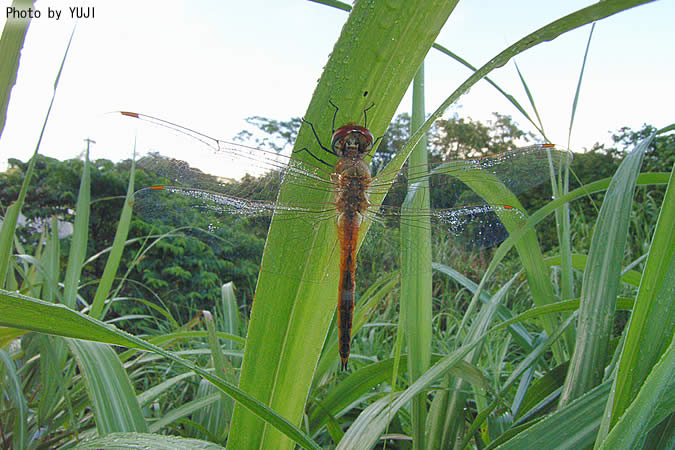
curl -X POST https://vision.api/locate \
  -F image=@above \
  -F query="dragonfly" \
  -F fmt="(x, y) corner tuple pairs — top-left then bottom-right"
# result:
(116, 108), (572, 370)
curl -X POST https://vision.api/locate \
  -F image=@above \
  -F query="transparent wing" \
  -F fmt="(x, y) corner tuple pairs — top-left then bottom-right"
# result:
(114, 112), (571, 282)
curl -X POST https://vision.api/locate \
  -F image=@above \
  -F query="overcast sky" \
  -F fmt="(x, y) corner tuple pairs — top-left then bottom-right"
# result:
(0, 0), (673, 171)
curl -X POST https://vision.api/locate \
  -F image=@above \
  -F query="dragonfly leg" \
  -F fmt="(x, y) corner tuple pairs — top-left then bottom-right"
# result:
(295, 146), (334, 168)
(328, 99), (340, 133)
(362, 102), (375, 128)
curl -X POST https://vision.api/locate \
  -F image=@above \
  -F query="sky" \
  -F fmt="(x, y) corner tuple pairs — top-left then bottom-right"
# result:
(0, 0), (673, 173)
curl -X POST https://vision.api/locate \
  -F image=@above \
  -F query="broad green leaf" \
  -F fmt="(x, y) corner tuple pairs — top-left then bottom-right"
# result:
(229, 2), (458, 449)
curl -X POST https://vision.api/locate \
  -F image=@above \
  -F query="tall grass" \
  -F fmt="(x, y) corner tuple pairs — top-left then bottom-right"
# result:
(1, 1), (672, 448)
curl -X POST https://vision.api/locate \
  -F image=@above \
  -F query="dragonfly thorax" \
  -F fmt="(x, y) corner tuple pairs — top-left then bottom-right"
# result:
(331, 122), (374, 158)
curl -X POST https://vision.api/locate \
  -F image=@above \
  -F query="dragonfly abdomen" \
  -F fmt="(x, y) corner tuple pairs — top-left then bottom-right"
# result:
(337, 213), (360, 370)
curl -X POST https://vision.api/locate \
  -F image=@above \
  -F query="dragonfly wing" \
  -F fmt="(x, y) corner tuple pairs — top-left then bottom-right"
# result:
(132, 185), (341, 282)
(368, 145), (573, 200)
(117, 111), (336, 199)
(368, 203), (525, 251)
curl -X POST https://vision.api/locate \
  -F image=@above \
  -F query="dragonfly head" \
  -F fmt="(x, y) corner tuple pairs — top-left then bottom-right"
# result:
(331, 122), (374, 158)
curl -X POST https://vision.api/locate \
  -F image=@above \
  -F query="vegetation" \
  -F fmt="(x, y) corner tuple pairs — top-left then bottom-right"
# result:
(1, 1), (673, 449)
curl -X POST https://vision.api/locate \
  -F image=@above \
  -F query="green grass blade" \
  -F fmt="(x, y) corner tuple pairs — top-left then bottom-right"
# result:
(432, 263), (535, 352)
(568, 22), (596, 148)
(229, 2), (457, 448)
(599, 337), (675, 449)
(559, 134), (652, 407)
(0, 349), (28, 449)
(77, 432), (225, 449)
(0, 289), (320, 449)
(431, 43), (543, 137)
(1, 25), (75, 287)
(219, 282), (240, 351)
(62, 144), (92, 308)
(0, 0), (33, 137)
(202, 309), (235, 438)
(0, 327), (25, 349)
(147, 392), (221, 433)
(338, 338), (483, 450)
(90, 159), (135, 318)
(513, 61), (546, 139)
(599, 163), (675, 439)
(308, 356), (487, 435)
(496, 381), (612, 449)
(67, 339), (148, 434)
(402, 61), (434, 449)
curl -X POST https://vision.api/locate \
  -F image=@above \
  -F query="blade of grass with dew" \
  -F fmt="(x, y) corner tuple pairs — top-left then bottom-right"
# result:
(597, 163), (674, 442)
(90, 159), (135, 319)
(465, 170), (666, 368)
(559, 134), (652, 407)
(229, 2), (458, 448)
(402, 61), (434, 449)
(68, 339), (148, 434)
(0, 289), (322, 449)
(378, 0), (657, 192)
(485, 171), (668, 283)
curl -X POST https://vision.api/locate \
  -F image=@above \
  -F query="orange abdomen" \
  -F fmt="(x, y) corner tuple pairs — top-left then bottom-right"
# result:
(337, 215), (359, 370)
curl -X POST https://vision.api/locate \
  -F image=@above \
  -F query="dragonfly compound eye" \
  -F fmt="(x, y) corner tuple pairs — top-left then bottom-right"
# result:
(331, 123), (375, 157)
